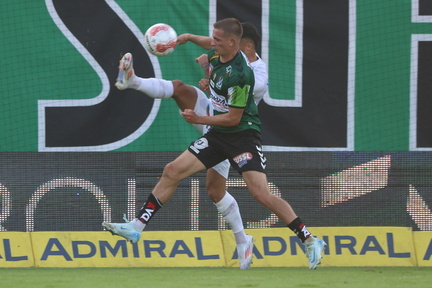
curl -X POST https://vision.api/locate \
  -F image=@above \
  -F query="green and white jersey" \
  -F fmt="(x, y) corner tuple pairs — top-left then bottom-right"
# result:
(208, 49), (261, 133)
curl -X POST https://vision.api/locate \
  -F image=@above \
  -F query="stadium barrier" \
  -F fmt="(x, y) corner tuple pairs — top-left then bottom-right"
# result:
(1, 228), (431, 268)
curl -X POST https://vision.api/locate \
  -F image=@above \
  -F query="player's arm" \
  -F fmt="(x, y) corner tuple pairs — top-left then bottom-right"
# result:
(182, 83), (251, 126)
(196, 54), (210, 78)
(195, 53), (210, 91)
(181, 106), (243, 127)
(177, 33), (212, 50)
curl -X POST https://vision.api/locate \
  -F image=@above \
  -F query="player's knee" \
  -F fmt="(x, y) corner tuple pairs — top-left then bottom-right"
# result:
(161, 161), (183, 182)
(172, 80), (186, 92)
(207, 186), (224, 202)
(171, 80), (193, 108)
(206, 176), (226, 203)
(250, 190), (273, 206)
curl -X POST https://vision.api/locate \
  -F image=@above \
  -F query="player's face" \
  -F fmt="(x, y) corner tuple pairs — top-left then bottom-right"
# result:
(211, 28), (234, 56)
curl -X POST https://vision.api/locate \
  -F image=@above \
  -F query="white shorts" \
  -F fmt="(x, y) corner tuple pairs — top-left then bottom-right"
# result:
(188, 87), (210, 134)
(210, 159), (230, 180)
(187, 87), (230, 179)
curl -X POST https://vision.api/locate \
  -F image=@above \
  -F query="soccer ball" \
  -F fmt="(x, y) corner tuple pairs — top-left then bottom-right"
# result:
(143, 23), (177, 57)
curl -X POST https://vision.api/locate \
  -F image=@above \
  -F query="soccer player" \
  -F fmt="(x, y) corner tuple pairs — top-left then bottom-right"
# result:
(109, 22), (267, 270)
(103, 18), (326, 270)
(175, 22), (268, 270)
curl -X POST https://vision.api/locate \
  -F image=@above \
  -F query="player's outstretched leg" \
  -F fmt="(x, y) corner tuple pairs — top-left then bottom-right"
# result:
(102, 214), (141, 243)
(115, 52), (136, 90)
(304, 237), (327, 269)
(237, 234), (254, 269)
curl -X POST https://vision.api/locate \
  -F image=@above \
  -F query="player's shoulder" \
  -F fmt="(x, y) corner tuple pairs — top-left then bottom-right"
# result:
(250, 54), (267, 70)
(234, 51), (254, 74)
(231, 52), (254, 81)
(208, 48), (219, 62)
(211, 51), (253, 86)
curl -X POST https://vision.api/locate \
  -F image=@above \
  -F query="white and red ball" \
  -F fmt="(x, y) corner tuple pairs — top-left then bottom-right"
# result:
(143, 23), (177, 57)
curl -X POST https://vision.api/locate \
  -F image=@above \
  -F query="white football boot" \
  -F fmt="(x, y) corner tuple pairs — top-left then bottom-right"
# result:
(115, 52), (135, 90)
(305, 237), (327, 269)
(237, 234), (254, 269)
(102, 214), (141, 243)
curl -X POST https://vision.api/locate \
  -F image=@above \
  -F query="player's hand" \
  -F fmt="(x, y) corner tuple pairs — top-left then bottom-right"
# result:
(176, 33), (191, 45)
(195, 54), (208, 66)
(196, 54), (209, 78)
(198, 79), (209, 91)
(181, 109), (199, 124)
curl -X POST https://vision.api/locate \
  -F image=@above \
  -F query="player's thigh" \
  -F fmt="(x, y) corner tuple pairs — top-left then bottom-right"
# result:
(164, 150), (206, 180)
(172, 80), (199, 111)
(242, 170), (271, 202)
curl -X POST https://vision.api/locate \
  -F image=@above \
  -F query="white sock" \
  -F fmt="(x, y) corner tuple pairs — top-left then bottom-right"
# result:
(133, 77), (174, 99)
(214, 191), (247, 244)
(131, 218), (146, 231)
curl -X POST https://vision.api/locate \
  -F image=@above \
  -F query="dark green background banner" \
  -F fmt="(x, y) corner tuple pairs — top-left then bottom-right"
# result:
(1, 0), (431, 151)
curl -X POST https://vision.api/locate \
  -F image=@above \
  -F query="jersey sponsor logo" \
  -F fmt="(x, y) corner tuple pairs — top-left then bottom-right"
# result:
(216, 76), (224, 90)
(210, 93), (229, 112)
(233, 152), (253, 168)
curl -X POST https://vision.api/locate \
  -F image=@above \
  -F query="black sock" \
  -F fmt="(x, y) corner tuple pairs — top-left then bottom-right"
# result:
(136, 193), (163, 224)
(287, 217), (312, 243)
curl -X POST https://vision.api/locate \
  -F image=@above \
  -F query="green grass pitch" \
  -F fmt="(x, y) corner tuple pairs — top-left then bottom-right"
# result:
(0, 267), (431, 288)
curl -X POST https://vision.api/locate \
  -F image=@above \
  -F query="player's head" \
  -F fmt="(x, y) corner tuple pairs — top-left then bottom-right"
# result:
(213, 18), (243, 40)
(240, 22), (261, 52)
(211, 18), (243, 57)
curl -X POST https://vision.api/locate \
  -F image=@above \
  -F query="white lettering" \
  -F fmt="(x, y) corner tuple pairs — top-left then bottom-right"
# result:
(139, 208), (154, 222)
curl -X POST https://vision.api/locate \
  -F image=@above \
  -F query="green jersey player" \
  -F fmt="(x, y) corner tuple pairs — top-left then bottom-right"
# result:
(207, 47), (260, 133)
(103, 18), (326, 270)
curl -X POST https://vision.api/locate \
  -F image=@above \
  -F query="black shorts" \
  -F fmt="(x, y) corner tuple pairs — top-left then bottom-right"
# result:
(188, 129), (267, 174)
